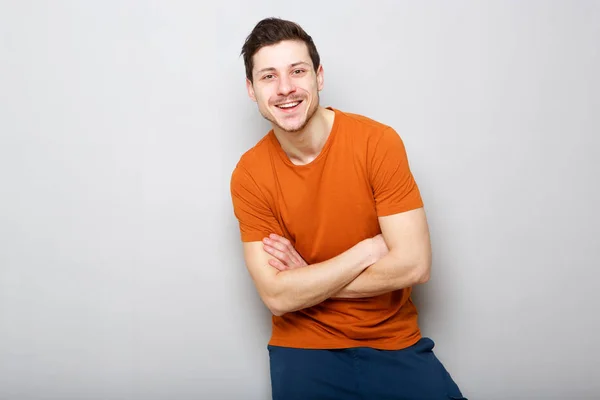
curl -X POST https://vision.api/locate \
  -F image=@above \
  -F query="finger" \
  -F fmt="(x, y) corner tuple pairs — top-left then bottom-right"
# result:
(277, 250), (292, 265)
(277, 239), (301, 261)
(263, 238), (288, 252)
(286, 252), (302, 266)
(268, 258), (287, 271)
(263, 245), (287, 262)
(268, 233), (283, 242)
(265, 246), (286, 261)
(265, 238), (304, 267)
(268, 237), (299, 262)
(269, 234), (290, 246)
(273, 241), (289, 252)
(284, 241), (296, 255)
(271, 246), (293, 266)
(286, 248), (305, 265)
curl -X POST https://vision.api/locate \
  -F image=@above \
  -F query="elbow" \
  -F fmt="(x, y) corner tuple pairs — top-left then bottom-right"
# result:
(416, 269), (430, 284)
(414, 249), (432, 284)
(269, 304), (286, 317)
(264, 295), (289, 317)
(260, 277), (293, 316)
(414, 261), (431, 284)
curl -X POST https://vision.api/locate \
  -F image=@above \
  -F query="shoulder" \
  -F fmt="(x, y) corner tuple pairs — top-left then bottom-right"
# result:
(237, 131), (273, 168)
(231, 131), (272, 175)
(339, 109), (390, 129)
(230, 131), (273, 191)
(333, 108), (400, 144)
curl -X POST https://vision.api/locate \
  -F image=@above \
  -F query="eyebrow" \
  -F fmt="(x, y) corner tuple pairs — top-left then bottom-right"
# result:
(255, 61), (311, 75)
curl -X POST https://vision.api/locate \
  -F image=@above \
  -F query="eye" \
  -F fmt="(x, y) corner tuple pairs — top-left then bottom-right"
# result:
(293, 69), (305, 75)
(262, 74), (275, 80)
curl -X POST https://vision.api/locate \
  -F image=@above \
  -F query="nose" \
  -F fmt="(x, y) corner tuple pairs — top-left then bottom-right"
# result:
(276, 74), (296, 97)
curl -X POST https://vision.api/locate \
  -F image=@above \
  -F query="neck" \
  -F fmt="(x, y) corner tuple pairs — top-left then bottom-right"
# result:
(272, 107), (335, 165)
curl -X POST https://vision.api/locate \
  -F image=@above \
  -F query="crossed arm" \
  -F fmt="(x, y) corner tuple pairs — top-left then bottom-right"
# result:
(241, 207), (431, 316)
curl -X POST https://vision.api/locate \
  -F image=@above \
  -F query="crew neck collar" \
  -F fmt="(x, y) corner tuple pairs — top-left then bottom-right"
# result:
(269, 107), (340, 168)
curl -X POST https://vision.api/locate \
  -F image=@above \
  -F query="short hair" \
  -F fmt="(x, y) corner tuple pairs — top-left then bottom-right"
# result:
(241, 17), (321, 83)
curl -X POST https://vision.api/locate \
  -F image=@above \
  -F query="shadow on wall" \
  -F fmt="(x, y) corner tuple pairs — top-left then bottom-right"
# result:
(410, 284), (431, 321)
(225, 224), (274, 344)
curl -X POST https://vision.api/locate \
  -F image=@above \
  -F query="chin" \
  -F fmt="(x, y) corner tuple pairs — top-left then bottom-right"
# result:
(260, 101), (317, 133)
(279, 119), (307, 133)
(283, 114), (314, 132)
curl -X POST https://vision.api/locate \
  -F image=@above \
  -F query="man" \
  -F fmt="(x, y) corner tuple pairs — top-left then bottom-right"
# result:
(230, 17), (466, 400)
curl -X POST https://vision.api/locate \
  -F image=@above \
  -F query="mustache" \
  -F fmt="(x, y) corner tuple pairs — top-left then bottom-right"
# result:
(272, 96), (304, 105)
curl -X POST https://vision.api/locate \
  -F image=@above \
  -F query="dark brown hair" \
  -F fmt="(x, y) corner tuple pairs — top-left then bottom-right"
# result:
(241, 17), (321, 83)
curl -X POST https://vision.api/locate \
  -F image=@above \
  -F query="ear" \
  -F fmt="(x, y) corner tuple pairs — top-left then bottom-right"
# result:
(316, 64), (324, 91)
(246, 78), (257, 102)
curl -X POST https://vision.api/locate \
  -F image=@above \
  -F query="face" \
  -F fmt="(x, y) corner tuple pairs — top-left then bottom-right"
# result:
(246, 40), (324, 133)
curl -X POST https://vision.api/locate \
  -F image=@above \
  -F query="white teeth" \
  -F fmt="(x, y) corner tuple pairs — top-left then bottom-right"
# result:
(277, 101), (300, 109)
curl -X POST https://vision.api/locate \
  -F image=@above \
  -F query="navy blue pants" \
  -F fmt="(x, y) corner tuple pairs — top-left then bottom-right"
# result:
(268, 337), (466, 400)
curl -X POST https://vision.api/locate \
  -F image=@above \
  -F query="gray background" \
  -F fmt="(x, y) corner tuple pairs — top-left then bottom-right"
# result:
(1, 1), (599, 399)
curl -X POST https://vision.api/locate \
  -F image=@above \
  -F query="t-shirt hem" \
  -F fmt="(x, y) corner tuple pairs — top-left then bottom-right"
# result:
(267, 331), (422, 351)
(376, 201), (424, 217)
(240, 232), (271, 242)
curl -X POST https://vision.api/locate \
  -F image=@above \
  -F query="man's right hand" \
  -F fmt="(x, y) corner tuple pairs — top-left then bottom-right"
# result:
(263, 233), (389, 273)
(243, 232), (391, 315)
(262, 234), (308, 271)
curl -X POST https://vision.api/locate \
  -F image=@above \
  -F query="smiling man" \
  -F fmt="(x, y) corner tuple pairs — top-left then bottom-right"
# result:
(229, 17), (466, 400)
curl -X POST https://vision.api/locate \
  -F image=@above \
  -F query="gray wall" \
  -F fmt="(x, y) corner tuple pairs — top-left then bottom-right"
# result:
(1, 1), (598, 399)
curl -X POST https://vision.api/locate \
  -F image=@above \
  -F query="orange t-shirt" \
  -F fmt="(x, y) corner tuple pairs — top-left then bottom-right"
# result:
(230, 107), (424, 350)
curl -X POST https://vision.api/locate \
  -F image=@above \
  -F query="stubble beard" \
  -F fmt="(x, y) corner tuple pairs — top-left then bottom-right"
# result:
(262, 93), (320, 133)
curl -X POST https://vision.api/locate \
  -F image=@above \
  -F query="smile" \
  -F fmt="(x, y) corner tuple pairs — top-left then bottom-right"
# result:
(275, 100), (302, 111)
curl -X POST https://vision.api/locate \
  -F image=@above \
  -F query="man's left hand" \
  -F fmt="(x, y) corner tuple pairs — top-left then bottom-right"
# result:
(262, 234), (308, 271)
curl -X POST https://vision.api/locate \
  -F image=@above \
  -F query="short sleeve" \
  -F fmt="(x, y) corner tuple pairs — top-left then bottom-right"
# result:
(369, 127), (424, 216)
(230, 165), (283, 242)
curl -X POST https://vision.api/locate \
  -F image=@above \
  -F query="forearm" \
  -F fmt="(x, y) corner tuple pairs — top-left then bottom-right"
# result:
(333, 251), (430, 299)
(269, 240), (373, 315)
